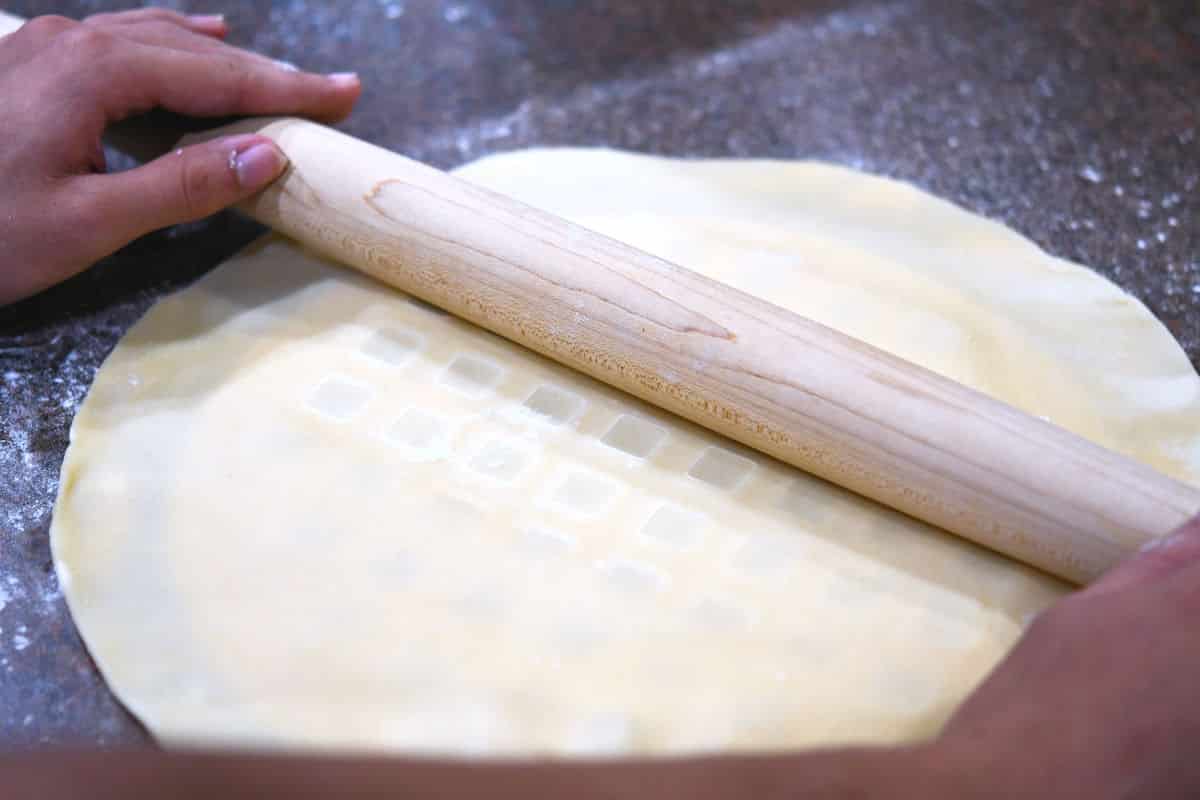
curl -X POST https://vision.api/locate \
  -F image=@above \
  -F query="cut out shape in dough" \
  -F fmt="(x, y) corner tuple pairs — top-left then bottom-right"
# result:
(51, 149), (1200, 756)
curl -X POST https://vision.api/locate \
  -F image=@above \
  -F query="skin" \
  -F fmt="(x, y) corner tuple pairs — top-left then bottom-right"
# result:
(0, 8), (360, 304)
(2, 9), (1198, 798)
(3, 518), (1198, 798)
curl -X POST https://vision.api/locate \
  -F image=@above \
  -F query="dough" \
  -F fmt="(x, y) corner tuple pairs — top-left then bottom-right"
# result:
(52, 150), (1200, 755)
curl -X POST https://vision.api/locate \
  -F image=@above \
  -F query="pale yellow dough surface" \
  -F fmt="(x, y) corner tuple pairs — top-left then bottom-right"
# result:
(52, 150), (1200, 755)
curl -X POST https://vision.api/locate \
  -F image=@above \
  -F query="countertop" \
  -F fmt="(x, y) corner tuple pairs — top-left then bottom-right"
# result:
(1, 0), (1197, 747)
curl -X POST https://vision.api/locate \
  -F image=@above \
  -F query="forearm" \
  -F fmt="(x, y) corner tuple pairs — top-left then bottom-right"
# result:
(0, 744), (971, 800)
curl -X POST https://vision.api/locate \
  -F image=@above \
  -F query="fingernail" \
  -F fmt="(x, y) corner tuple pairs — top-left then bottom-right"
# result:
(188, 13), (226, 25)
(326, 72), (360, 88)
(233, 142), (288, 190)
(274, 59), (300, 72)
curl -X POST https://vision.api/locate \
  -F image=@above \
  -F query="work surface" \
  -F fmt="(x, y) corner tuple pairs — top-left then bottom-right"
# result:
(1, 0), (1197, 747)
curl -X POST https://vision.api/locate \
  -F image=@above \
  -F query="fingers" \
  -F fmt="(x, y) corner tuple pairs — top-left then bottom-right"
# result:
(85, 8), (227, 38)
(69, 134), (289, 260)
(85, 13), (277, 68)
(1086, 514), (1200, 597)
(0, 14), (74, 64)
(83, 12), (298, 76)
(16, 13), (360, 124)
(87, 18), (282, 69)
(81, 12), (323, 99)
(98, 40), (360, 123)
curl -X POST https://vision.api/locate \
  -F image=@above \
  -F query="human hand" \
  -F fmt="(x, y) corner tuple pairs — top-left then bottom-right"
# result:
(935, 516), (1200, 798)
(2, 523), (1197, 797)
(0, 8), (361, 304)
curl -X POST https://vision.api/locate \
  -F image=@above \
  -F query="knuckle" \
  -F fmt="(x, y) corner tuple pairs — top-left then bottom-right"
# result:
(137, 8), (182, 23)
(211, 56), (280, 113)
(20, 14), (76, 41)
(138, 19), (184, 40)
(175, 148), (232, 220)
(228, 62), (262, 108)
(81, 11), (116, 27)
(177, 154), (210, 219)
(61, 24), (116, 58)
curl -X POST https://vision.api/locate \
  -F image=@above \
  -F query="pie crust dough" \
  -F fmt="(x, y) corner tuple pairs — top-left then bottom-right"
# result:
(51, 150), (1200, 755)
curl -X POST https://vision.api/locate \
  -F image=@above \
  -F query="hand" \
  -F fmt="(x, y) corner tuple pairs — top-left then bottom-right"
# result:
(0, 9), (361, 304)
(935, 516), (1200, 798)
(1, 520), (1198, 797)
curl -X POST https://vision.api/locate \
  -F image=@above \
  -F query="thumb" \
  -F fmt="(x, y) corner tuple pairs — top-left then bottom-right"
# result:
(1085, 514), (1200, 597)
(74, 134), (287, 257)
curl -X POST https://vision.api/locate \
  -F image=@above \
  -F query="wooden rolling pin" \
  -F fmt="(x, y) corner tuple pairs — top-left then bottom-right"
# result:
(4, 12), (1197, 585)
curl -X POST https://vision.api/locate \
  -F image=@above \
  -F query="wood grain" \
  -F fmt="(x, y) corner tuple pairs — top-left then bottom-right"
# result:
(180, 117), (1200, 584)
(9, 0), (1192, 582)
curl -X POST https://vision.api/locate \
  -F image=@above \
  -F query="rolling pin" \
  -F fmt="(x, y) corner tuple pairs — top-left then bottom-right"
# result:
(4, 12), (1197, 585)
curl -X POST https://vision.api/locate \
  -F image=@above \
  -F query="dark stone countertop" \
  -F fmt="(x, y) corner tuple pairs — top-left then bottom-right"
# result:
(1, 0), (1197, 748)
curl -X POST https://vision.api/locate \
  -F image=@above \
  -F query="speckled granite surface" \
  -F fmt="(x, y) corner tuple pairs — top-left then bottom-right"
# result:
(1, 0), (1197, 748)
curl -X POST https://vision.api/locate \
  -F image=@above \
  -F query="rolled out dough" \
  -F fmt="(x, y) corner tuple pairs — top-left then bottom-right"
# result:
(52, 150), (1200, 755)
